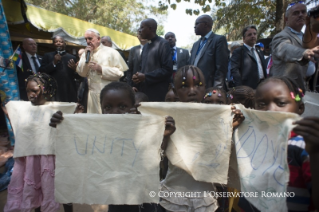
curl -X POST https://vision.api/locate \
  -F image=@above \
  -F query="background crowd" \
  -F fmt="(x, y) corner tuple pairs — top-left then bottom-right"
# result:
(1, 1), (319, 212)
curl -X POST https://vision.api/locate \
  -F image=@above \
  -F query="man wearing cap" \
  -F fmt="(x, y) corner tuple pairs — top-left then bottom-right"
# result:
(255, 42), (265, 58)
(270, 1), (319, 91)
(230, 25), (267, 89)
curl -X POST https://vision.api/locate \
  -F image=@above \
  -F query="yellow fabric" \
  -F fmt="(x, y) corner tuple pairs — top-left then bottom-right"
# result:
(3, 0), (139, 50)
(228, 188), (241, 212)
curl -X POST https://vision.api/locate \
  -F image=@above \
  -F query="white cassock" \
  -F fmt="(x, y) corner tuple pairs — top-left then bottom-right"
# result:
(77, 44), (128, 114)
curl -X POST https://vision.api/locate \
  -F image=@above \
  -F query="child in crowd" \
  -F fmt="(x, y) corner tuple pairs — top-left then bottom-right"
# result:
(4, 73), (73, 212)
(202, 86), (244, 211)
(202, 87), (227, 105)
(227, 86), (255, 109)
(238, 76), (319, 211)
(165, 83), (179, 102)
(134, 91), (149, 104)
(159, 65), (244, 212)
(50, 82), (175, 212)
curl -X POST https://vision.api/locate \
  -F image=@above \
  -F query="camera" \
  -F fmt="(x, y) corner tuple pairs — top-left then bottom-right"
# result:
(308, 6), (319, 33)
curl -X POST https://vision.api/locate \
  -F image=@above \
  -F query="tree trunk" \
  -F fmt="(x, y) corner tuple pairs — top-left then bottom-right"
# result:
(275, 0), (287, 35)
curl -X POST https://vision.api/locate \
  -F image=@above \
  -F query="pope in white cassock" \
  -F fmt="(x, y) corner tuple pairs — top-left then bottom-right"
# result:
(77, 29), (128, 114)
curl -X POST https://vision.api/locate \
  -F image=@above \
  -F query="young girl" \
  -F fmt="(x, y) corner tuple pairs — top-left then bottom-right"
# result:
(227, 86), (255, 109)
(202, 86), (244, 211)
(159, 65), (244, 212)
(50, 82), (175, 212)
(202, 87), (227, 104)
(4, 73), (74, 212)
(165, 83), (179, 102)
(239, 76), (319, 211)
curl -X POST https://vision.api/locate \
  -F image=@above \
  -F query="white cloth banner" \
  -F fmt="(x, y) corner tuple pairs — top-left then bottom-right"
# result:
(233, 104), (299, 212)
(302, 91), (319, 117)
(55, 114), (164, 205)
(139, 102), (233, 184)
(6, 101), (77, 157)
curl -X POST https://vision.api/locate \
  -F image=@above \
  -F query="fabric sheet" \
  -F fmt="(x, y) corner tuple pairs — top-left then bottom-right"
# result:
(233, 104), (299, 212)
(6, 101), (77, 158)
(54, 114), (164, 205)
(139, 102), (233, 184)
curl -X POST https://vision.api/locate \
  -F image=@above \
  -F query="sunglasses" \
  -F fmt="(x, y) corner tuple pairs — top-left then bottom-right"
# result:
(286, 1), (305, 11)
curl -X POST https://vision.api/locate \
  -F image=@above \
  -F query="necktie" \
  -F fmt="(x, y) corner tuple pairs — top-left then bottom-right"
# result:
(171, 48), (176, 64)
(31, 56), (39, 73)
(251, 48), (257, 61)
(196, 37), (207, 56)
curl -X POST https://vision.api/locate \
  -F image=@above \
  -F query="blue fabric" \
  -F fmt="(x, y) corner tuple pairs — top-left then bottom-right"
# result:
(0, 157), (14, 191)
(0, 0), (20, 146)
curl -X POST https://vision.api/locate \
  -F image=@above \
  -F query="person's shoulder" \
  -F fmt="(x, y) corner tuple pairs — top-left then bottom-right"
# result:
(65, 53), (76, 58)
(100, 45), (118, 53)
(233, 45), (244, 54)
(273, 27), (290, 39)
(211, 32), (226, 40)
(131, 45), (141, 50)
(176, 47), (189, 54)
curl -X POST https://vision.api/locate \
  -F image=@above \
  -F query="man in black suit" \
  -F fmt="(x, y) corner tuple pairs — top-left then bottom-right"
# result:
(132, 18), (173, 102)
(164, 32), (189, 79)
(39, 36), (81, 102)
(230, 25), (267, 89)
(17, 38), (42, 101)
(126, 33), (148, 87)
(189, 15), (229, 88)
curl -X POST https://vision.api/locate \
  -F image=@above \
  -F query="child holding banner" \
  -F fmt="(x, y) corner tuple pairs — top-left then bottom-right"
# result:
(4, 73), (78, 212)
(50, 82), (176, 212)
(242, 76), (319, 211)
(227, 86), (255, 109)
(159, 66), (244, 212)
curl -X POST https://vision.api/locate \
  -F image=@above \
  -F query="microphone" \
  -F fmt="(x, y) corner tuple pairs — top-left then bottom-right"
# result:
(86, 50), (90, 63)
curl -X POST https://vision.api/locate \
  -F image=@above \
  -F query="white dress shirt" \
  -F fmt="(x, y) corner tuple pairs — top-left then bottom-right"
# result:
(244, 43), (264, 79)
(25, 52), (40, 73)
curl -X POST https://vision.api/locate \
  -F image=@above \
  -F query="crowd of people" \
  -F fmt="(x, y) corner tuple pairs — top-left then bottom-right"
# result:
(2, 1), (319, 212)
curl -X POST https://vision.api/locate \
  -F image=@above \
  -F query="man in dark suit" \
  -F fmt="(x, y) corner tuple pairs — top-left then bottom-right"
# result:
(17, 38), (42, 101)
(126, 33), (148, 87)
(189, 15), (228, 88)
(132, 18), (173, 102)
(164, 32), (189, 76)
(39, 36), (81, 102)
(230, 25), (267, 89)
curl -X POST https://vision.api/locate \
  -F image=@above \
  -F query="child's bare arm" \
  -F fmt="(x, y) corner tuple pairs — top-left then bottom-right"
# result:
(231, 106), (245, 130)
(293, 117), (319, 209)
(49, 111), (64, 128)
(161, 116), (175, 151)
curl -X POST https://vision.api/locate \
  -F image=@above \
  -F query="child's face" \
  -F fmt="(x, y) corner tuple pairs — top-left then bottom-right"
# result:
(165, 90), (179, 102)
(203, 91), (227, 104)
(101, 89), (134, 114)
(174, 69), (205, 102)
(255, 81), (304, 115)
(26, 80), (46, 105)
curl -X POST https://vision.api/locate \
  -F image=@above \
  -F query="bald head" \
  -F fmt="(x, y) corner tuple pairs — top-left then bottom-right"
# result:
(22, 38), (37, 55)
(142, 18), (157, 32)
(139, 18), (158, 40)
(194, 15), (213, 36)
(165, 32), (176, 48)
(198, 15), (213, 28)
(101, 36), (112, 47)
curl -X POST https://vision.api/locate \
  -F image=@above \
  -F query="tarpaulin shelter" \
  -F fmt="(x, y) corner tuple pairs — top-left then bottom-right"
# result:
(3, 0), (139, 51)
